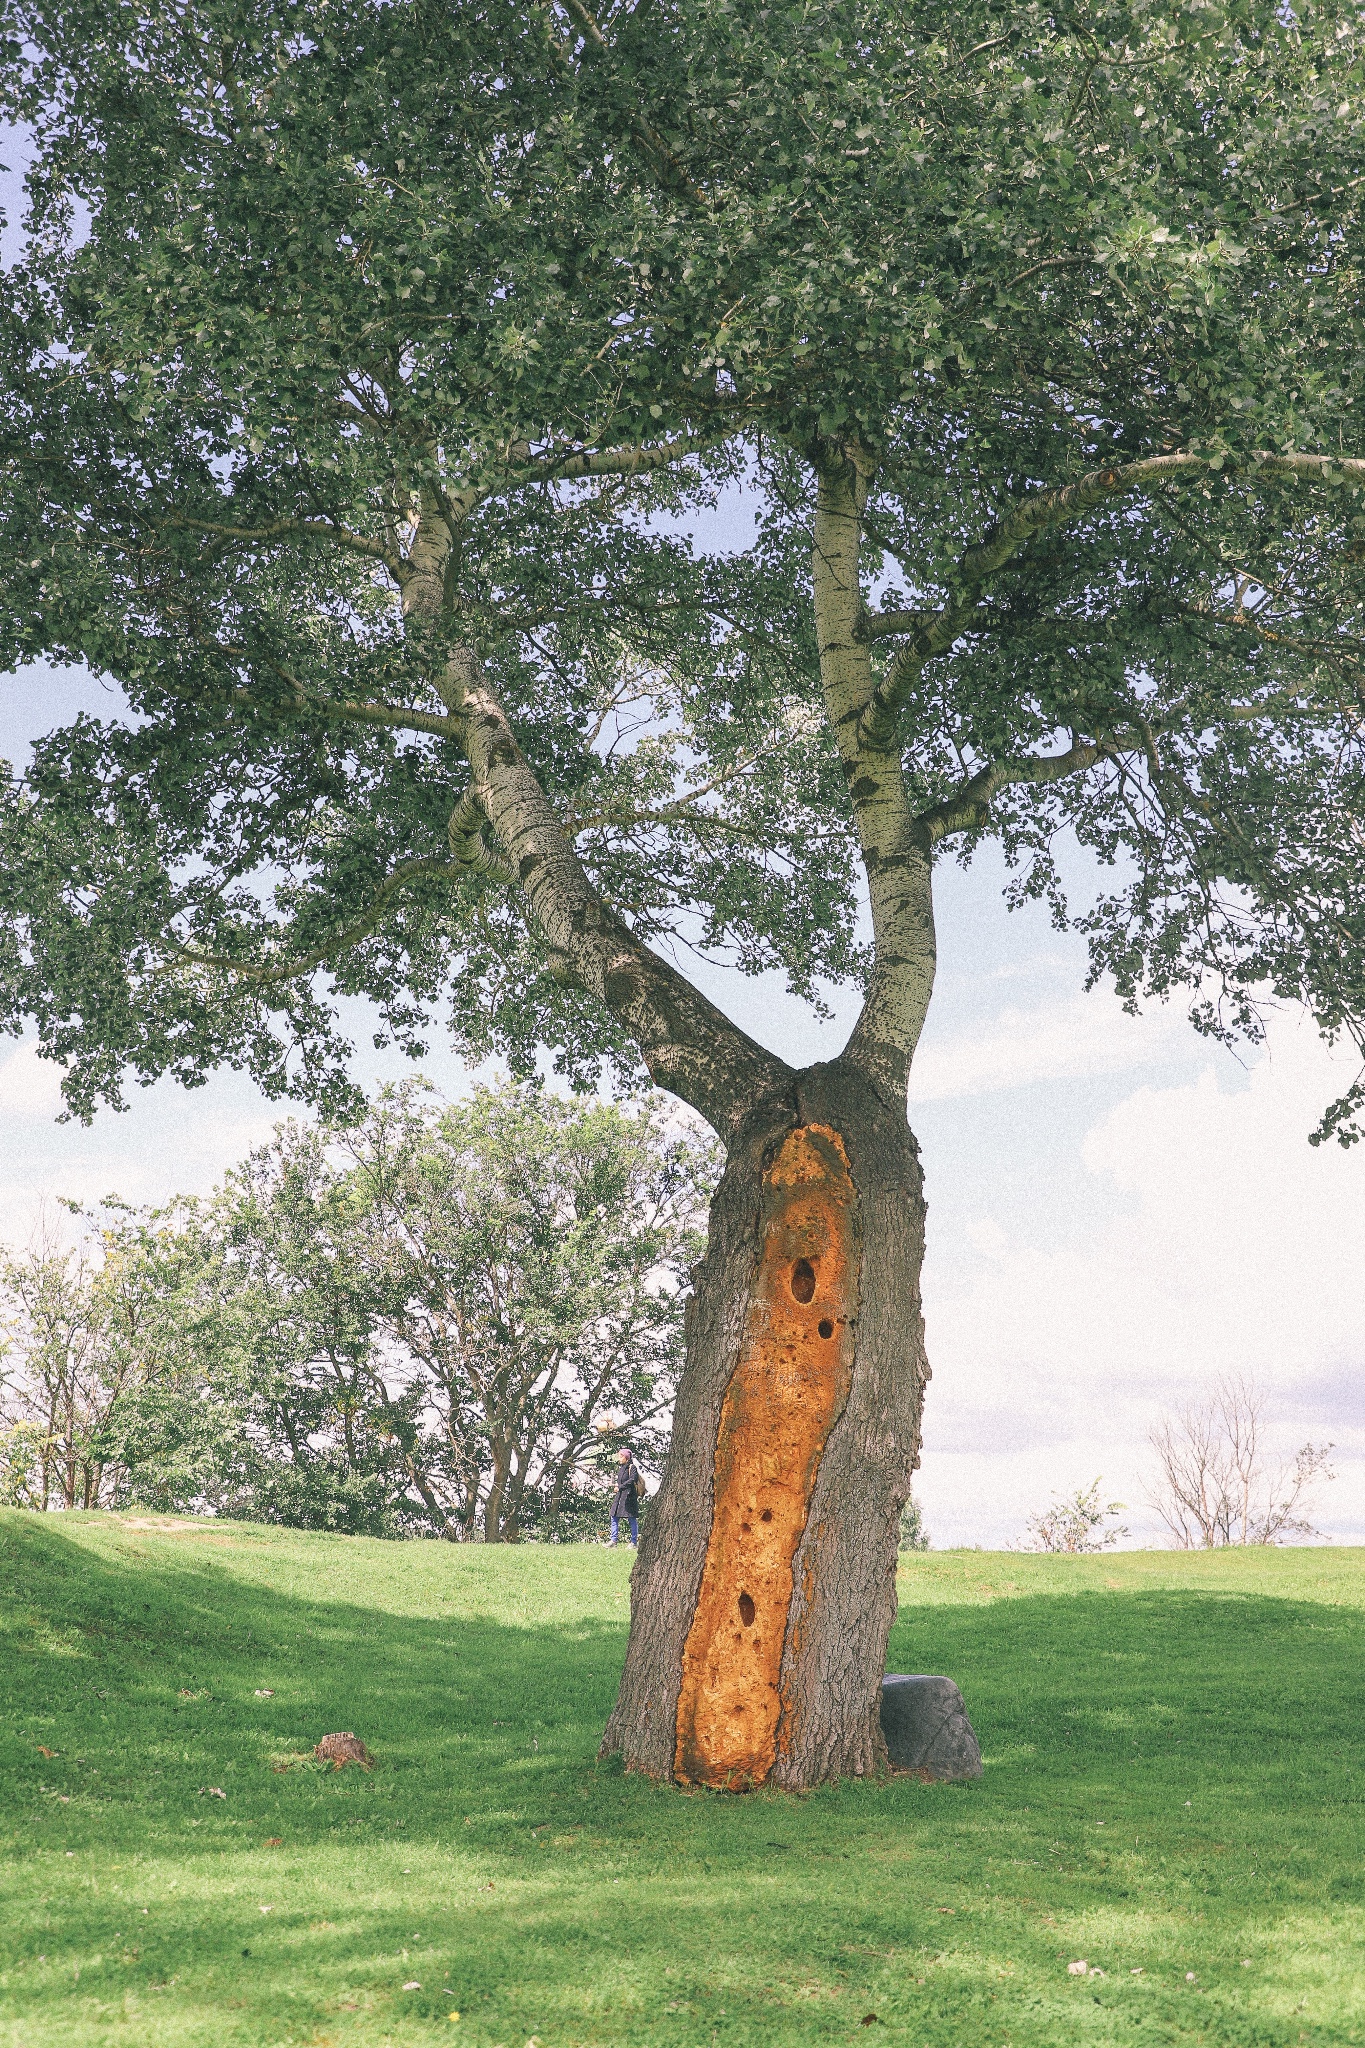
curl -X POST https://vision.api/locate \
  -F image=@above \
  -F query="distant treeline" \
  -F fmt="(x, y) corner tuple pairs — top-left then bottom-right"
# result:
(0, 1079), (716, 1540)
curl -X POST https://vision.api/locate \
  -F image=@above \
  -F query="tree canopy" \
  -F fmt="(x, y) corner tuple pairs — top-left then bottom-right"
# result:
(0, 0), (1363, 1136)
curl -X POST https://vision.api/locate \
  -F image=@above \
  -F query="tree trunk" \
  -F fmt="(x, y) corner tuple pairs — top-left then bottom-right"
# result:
(600, 1057), (928, 1789)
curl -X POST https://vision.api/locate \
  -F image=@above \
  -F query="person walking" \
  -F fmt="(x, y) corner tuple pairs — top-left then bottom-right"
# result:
(609, 1448), (643, 1548)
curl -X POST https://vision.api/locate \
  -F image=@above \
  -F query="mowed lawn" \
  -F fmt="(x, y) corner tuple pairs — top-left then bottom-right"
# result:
(1, 1514), (1362, 2048)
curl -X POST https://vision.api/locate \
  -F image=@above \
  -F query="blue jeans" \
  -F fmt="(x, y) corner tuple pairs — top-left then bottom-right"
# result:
(610, 1513), (638, 1545)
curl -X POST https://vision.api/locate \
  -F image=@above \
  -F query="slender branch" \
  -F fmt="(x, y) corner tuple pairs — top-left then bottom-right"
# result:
(914, 736), (1107, 845)
(567, 744), (768, 834)
(163, 513), (405, 579)
(1004, 254), (1093, 289)
(858, 449), (1365, 748)
(147, 645), (465, 742)
(556, 0), (708, 205)
(159, 856), (457, 990)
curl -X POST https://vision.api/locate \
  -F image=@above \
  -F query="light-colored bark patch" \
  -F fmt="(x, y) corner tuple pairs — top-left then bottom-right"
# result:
(674, 1124), (858, 1788)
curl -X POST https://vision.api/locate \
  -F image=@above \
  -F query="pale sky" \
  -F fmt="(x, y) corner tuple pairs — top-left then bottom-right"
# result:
(1, 141), (1360, 1551)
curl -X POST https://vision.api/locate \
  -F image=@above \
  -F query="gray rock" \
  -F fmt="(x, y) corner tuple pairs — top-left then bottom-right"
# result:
(880, 1675), (982, 1780)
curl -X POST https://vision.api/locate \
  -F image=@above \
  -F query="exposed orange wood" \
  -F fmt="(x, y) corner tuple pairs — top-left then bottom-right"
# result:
(675, 1124), (859, 1787)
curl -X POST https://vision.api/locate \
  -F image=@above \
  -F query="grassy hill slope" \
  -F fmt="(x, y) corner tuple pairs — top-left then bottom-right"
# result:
(1, 1514), (1362, 2047)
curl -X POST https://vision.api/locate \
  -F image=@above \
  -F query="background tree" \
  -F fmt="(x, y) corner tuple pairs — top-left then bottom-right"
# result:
(0, 1082), (710, 1534)
(1023, 1478), (1128, 1556)
(1149, 1375), (1334, 1548)
(897, 1492), (929, 1553)
(198, 1080), (713, 1539)
(0, 1209), (188, 1510)
(0, 0), (1362, 1783)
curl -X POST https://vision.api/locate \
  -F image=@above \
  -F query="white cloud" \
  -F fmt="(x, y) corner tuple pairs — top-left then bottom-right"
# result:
(917, 1016), (1365, 1549)
(908, 989), (1191, 1102)
(0, 1040), (68, 1118)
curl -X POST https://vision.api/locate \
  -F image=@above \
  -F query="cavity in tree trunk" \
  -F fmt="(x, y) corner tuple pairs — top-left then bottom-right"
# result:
(601, 1058), (928, 1787)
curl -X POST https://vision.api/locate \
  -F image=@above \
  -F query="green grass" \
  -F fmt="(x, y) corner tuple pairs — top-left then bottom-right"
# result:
(2, 1515), (1363, 2048)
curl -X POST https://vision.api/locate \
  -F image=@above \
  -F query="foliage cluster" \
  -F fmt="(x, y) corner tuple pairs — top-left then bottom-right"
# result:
(1024, 1477), (1129, 1555)
(0, 1079), (714, 1538)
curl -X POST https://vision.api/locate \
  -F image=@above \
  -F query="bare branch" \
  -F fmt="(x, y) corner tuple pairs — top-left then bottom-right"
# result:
(1148, 1374), (1335, 1546)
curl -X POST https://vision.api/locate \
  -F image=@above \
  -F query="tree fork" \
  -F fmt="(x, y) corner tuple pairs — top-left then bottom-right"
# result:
(600, 1057), (928, 1789)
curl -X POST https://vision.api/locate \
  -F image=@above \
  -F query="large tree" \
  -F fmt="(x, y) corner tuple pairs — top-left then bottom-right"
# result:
(1, 0), (1363, 1787)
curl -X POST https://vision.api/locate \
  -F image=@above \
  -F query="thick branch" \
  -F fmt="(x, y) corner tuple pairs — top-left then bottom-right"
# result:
(811, 448), (936, 1103)
(398, 497), (790, 1138)
(915, 737), (1106, 845)
(500, 427), (727, 495)
(447, 787), (518, 885)
(446, 643), (790, 1138)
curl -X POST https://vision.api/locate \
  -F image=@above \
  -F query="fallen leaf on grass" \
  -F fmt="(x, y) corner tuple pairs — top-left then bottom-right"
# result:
(402, 1981), (422, 1991)
(36, 1746), (58, 1757)
(200, 1787), (227, 1799)
(254, 1689), (275, 1697)
(259, 1904), (274, 1914)
(264, 1837), (282, 1847)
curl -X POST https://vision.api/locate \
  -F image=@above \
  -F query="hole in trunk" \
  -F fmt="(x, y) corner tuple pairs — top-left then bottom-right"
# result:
(818, 1317), (834, 1339)
(790, 1258), (816, 1303)
(760, 1509), (773, 1523)
(738, 1592), (756, 1627)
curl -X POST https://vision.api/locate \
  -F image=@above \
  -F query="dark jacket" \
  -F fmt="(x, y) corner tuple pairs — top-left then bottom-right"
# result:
(612, 1459), (642, 1517)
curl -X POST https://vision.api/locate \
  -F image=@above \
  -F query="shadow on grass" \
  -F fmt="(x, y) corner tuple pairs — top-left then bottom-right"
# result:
(2, 1518), (1363, 2046)
(3, 1514), (1360, 1837)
